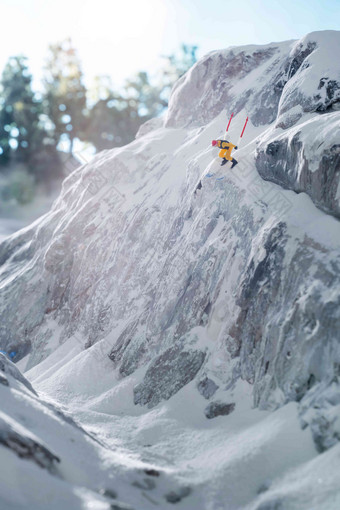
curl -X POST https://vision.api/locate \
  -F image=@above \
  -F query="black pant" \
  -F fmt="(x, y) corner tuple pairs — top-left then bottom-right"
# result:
(221, 158), (238, 168)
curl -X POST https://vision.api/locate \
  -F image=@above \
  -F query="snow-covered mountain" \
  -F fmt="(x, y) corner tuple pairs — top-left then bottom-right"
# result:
(0, 30), (340, 509)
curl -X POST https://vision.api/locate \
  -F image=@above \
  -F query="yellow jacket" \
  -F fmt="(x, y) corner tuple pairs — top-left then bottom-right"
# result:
(216, 140), (236, 161)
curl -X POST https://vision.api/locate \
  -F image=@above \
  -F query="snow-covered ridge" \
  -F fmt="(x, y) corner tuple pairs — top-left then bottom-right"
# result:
(166, 30), (340, 216)
(0, 30), (340, 510)
(0, 353), (177, 509)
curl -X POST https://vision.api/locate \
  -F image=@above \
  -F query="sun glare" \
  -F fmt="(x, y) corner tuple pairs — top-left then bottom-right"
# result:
(75, 0), (167, 82)
(81, 0), (164, 39)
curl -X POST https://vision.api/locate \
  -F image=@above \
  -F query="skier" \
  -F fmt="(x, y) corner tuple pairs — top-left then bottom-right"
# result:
(212, 139), (238, 168)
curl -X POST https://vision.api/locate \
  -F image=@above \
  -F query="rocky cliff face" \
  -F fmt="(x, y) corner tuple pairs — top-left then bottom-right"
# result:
(255, 32), (340, 218)
(0, 30), (340, 477)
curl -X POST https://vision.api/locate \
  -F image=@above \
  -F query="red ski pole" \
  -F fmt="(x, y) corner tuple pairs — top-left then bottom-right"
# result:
(226, 113), (234, 133)
(223, 113), (234, 140)
(236, 116), (249, 148)
(240, 116), (248, 138)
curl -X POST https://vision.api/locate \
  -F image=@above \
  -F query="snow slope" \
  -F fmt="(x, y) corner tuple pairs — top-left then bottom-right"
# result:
(0, 30), (340, 509)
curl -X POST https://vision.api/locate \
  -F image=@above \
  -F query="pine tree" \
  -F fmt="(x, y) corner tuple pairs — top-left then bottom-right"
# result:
(0, 56), (42, 167)
(86, 75), (143, 151)
(86, 44), (198, 152)
(0, 55), (62, 184)
(43, 38), (88, 154)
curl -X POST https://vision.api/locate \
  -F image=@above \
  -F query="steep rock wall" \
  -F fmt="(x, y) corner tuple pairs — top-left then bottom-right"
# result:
(0, 31), (340, 453)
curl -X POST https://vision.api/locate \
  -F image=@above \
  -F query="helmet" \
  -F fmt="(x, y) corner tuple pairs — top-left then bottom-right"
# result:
(212, 140), (217, 146)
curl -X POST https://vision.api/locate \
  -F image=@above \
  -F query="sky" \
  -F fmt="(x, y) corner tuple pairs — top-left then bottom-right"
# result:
(1, 0), (340, 90)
